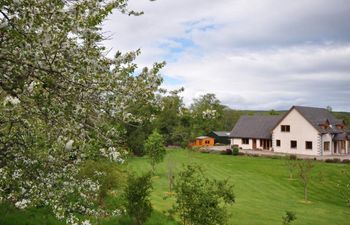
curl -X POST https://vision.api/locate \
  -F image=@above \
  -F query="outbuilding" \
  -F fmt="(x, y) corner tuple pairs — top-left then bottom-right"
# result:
(208, 131), (231, 145)
(191, 136), (215, 147)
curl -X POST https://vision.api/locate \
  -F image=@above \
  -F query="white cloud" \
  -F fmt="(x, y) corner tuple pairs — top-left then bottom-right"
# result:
(102, 0), (350, 111)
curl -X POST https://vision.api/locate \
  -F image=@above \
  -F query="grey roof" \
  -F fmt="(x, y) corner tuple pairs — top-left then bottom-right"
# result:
(293, 106), (344, 133)
(210, 131), (231, 137)
(230, 115), (283, 139)
(333, 132), (348, 141)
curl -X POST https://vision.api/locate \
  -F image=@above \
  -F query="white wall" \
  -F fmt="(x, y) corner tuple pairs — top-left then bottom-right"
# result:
(321, 133), (333, 156)
(272, 108), (320, 156)
(231, 138), (253, 150)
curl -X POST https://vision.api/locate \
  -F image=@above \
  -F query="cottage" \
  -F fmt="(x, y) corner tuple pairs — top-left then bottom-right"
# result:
(207, 131), (231, 145)
(230, 106), (350, 156)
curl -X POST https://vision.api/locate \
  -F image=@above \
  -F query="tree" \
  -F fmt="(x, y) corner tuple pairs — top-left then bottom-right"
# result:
(154, 89), (190, 146)
(190, 93), (225, 137)
(167, 160), (176, 192)
(285, 155), (297, 180)
(173, 165), (235, 225)
(269, 109), (279, 115)
(282, 211), (297, 225)
(0, 1), (163, 224)
(296, 160), (314, 202)
(125, 172), (153, 225)
(144, 130), (166, 170)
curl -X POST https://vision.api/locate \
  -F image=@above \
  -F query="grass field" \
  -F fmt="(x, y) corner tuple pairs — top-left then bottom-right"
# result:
(128, 149), (350, 225)
(1, 149), (350, 225)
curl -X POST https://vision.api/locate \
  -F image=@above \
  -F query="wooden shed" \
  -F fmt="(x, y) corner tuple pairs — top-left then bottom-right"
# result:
(208, 131), (231, 145)
(191, 136), (215, 147)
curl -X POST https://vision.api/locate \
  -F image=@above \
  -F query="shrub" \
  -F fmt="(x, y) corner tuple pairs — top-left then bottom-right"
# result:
(225, 148), (233, 155)
(325, 158), (341, 163)
(333, 158), (341, 163)
(267, 155), (284, 160)
(289, 154), (297, 160)
(282, 211), (297, 225)
(125, 172), (153, 225)
(173, 165), (235, 225)
(231, 146), (239, 156)
(342, 159), (350, 164)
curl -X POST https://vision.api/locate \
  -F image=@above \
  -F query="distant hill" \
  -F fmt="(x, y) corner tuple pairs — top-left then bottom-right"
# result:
(332, 111), (350, 127)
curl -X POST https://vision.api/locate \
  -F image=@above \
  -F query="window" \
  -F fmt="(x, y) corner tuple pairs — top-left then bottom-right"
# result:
(276, 140), (281, 147)
(324, 141), (330, 151)
(291, 140), (297, 149)
(242, 138), (249, 144)
(205, 140), (210, 144)
(281, 125), (290, 132)
(305, 141), (313, 150)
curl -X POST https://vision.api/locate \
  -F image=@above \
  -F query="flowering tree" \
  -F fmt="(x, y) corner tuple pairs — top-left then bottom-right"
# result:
(0, 0), (164, 224)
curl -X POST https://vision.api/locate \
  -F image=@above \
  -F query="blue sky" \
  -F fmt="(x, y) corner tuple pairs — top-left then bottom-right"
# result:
(103, 0), (350, 111)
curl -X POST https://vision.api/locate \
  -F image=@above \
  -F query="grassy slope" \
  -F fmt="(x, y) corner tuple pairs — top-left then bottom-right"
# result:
(129, 149), (350, 225)
(2, 149), (350, 225)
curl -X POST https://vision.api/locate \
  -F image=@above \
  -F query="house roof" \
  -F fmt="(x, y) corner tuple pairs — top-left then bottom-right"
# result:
(230, 115), (283, 139)
(209, 131), (231, 137)
(196, 136), (213, 140)
(333, 132), (349, 141)
(283, 106), (345, 134)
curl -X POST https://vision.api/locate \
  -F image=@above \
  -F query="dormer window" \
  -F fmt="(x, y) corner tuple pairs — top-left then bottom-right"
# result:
(281, 125), (290, 132)
(336, 125), (344, 130)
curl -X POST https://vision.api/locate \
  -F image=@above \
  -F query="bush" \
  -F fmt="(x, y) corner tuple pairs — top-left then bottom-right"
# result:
(282, 211), (297, 225)
(125, 172), (153, 225)
(231, 146), (239, 156)
(173, 165), (235, 225)
(225, 148), (232, 155)
(325, 158), (341, 163)
(288, 154), (297, 160)
(267, 155), (284, 160)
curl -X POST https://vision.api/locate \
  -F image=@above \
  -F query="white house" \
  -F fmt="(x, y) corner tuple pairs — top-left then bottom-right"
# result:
(230, 106), (350, 156)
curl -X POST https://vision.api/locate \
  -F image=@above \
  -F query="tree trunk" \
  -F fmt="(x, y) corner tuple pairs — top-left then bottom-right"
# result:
(304, 181), (308, 202)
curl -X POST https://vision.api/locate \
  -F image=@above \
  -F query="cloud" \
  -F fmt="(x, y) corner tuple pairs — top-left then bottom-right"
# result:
(102, 0), (350, 111)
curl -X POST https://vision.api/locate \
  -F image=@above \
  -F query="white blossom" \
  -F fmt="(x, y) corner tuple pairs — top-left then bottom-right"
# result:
(82, 220), (92, 225)
(0, 20), (8, 29)
(65, 140), (74, 151)
(3, 96), (20, 105)
(15, 199), (30, 209)
(202, 109), (217, 119)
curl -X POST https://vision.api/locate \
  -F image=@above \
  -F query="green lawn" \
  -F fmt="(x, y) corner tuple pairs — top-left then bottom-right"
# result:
(1, 149), (350, 225)
(128, 149), (350, 225)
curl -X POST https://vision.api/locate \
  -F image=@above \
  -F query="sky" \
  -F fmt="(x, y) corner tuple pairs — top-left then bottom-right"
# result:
(102, 0), (350, 111)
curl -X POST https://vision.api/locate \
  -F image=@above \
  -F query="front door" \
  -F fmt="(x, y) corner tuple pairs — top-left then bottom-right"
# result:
(253, 139), (257, 149)
(333, 141), (337, 154)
